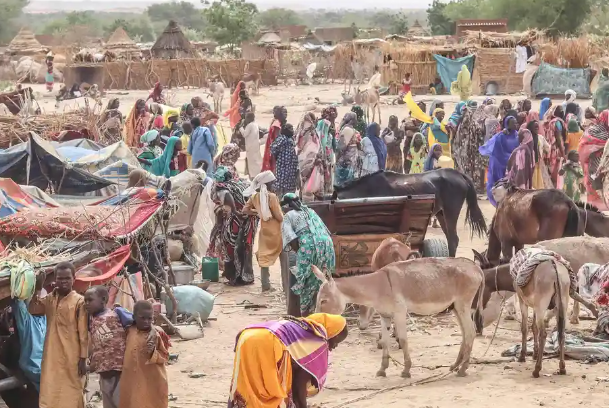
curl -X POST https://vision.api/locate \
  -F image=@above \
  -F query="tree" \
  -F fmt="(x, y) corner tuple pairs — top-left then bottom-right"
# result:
(202, 0), (258, 50)
(0, 0), (28, 42)
(389, 12), (409, 35)
(426, 0), (453, 35)
(147, 1), (206, 30)
(256, 8), (302, 29)
(105, 17), (155, 42)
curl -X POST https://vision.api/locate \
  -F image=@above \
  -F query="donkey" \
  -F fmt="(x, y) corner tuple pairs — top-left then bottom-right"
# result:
(358, 238), (419, 331)
(514, 257), (569, 378)
(473, 247), (598, 333)
(313, 257), (484, 378)
(354, 87), (381, 124)
(207, 80), (225, 113)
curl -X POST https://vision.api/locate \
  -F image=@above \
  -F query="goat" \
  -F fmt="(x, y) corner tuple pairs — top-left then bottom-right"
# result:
(313, 257), (484, 378)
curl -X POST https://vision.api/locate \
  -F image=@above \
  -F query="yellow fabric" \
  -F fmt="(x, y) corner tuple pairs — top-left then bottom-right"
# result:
(180, 133), (192, 168)
(532, 164), (544, 189)
(451, 65), (472, 101)
(119, 326), (169, 408)
(216, 124), (229, 150)
(243, 193), (283, 267)
(230, 328), (292, 408)
(30, 291), (88, 408)
(306, 313), (347, 339)
(566, 130), (583, 152)
(404, 92), (433, 124)
(162, 107), (180, 127)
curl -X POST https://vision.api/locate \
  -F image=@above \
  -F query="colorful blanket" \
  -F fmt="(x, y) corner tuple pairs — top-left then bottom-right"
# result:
(246, 318), (330, 390)
(0, 200), (162, 240)
(0, 179), (56, 218)
(510, 247), (577, 294)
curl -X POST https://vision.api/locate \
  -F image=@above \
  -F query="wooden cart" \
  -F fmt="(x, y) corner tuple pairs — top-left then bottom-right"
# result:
(308, 194), (449, 277)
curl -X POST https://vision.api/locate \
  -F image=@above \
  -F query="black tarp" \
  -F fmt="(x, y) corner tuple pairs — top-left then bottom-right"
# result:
(0, 133), (114, 194)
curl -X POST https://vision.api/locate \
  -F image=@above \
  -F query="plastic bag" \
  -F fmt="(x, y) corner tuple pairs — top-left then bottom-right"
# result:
(304, 166), (324, 194)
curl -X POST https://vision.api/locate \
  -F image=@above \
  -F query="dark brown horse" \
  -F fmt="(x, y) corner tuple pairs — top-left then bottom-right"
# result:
(333, 169), (487, 257)
(487, 184), (583, 263)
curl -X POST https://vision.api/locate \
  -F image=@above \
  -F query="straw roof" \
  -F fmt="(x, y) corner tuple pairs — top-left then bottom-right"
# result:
(151, 20), (194, 59)
(462, 29), (544, 48)
(407, 20), (430, 37)
(105, 27), (140, 57)
(8, 27), (48, 56)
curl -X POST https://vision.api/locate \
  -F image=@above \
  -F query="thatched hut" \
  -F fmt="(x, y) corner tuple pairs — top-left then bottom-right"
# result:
(151, 20), (194, 59)
(105, 27), (141, 60)
(407, 20), (430, 37)
(7, 27), (48, 58)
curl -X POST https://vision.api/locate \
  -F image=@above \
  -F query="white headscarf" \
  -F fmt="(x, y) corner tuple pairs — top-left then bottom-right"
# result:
(242, 170), (276, 221)
(565, 89), (577, 103)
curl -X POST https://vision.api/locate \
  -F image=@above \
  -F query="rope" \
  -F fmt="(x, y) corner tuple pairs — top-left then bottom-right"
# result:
(481, 266), (507, 357)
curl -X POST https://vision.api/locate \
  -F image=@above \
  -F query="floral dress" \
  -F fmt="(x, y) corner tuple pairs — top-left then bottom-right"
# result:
(334, 126), (362, 185)
(562, 162), (584, 201)
(282, 207), (336, 315)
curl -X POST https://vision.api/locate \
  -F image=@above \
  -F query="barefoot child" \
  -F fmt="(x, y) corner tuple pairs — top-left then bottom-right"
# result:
(119, 300), (171, 408)
(85, 286), (132, 408)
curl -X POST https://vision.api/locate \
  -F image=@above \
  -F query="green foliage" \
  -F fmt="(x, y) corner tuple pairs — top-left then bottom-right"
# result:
(435, 0), (592, 36)
(426, 0), (453, 35)
(202, 0), (258, 49)
(388, 12), (410, 35)
(0, 0), (28, 42)
(146, 1), (206, 31)
(256, 8), (303, 29)
(105, 17), (156, 42)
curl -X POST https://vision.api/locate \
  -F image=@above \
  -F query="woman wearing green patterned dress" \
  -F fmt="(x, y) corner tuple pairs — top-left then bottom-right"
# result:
(281, 193), (335, 316)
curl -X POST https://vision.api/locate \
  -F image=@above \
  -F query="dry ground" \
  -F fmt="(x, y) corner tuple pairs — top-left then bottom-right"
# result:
(30, 83), (607, 408)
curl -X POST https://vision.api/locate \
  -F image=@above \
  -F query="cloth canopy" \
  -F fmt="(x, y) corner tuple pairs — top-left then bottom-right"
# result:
(0, 178), (57, 218)
(433, 55), (475, 91)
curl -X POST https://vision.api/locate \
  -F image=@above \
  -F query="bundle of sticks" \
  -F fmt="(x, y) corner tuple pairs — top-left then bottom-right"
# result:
(0, 109), (102, 148)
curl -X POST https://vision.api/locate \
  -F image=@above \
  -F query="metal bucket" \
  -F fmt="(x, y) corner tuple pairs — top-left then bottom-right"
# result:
(171, 264), (196, 285)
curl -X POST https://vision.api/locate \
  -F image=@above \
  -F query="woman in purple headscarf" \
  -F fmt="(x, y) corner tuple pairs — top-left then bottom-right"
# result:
(479, 116), (520, 206)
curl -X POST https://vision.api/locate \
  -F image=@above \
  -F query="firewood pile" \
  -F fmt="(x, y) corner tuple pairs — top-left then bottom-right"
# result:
(0, 109), (102, 148)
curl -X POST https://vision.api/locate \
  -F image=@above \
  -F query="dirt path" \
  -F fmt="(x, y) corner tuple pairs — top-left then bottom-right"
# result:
(31, 83), (604, 407)
(168, 201), (608, 408)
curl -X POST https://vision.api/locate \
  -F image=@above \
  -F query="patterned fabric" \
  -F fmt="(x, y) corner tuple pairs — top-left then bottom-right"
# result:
(0, 200), (162, 240)
(262, 120), (282, 172)
(89, 309), (128, 373)
(351, 105), (367, 136)
(579, 111), (609, 206)
(453, 105), (487, 193)
(578, 263), (609, 301)
(334, 125), (362, 186)
(316, 118), (336, 196)
(510, 247), (577, 295)
(207, 177), (259, 285)
(215, 143), (240, 177)
(270, 134), (299, 194)
(562, 162), (584, 201)
(282, 207), (335, 315)
(506, 130), (535, 189)
(542, 106), (567, 187)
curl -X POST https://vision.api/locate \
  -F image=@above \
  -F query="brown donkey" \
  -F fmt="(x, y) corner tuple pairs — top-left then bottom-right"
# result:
(358, 238), (419, 331)
(313, 257), (484, 378)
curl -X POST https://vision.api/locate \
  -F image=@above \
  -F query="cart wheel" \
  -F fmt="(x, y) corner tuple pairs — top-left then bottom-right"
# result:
(422, 238), (449, 258)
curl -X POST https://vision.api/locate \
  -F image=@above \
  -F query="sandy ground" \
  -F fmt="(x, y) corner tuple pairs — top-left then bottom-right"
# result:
(29, 83), (607, 407)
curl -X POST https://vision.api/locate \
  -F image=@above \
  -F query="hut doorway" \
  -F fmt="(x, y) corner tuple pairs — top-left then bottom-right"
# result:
(63, 64), (105, 89)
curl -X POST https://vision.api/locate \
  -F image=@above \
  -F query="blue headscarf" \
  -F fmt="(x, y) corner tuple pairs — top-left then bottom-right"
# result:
(424, 143), (442, 171)
(539, 98), (551, 120)
(148, 136), (180, 177)
(365, 122), (387, 170)
(448, 101), (466, 127)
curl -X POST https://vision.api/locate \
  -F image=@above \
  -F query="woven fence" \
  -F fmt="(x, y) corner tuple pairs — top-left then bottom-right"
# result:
(64, 58), (278, 90)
